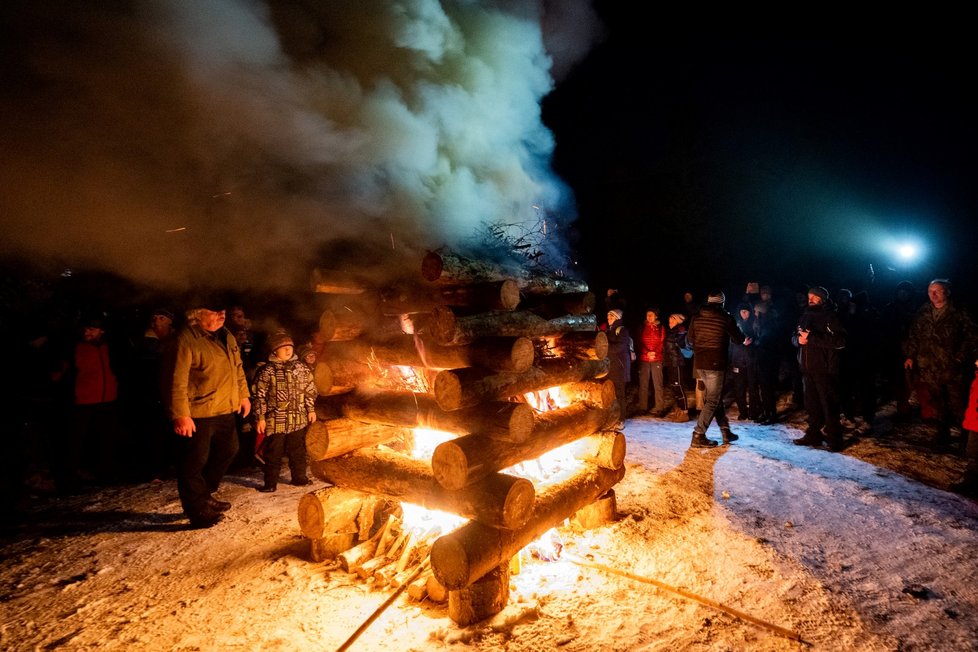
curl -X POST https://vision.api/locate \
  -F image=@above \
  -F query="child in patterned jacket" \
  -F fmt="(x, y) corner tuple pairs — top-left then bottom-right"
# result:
(253, 331), (317, 492)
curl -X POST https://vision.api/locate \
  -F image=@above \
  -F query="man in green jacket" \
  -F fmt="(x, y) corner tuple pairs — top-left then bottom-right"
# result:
(167, 298), (251, 528)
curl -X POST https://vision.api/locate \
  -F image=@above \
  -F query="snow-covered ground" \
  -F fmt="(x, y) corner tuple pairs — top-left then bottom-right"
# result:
(2, 404), (978, 651)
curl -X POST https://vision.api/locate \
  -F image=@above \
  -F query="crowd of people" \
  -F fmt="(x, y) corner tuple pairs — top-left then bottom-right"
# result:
(8, 270), (978, 527)
(8, 282), (322, 527)
(603, 278), (978, 494)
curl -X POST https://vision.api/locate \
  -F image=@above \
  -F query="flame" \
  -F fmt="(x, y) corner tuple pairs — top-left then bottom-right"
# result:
(410, 427), (455, 460)
(526, 527), (563, 562)
(399, 502), (465, 538)
(523, 385), (572, 413)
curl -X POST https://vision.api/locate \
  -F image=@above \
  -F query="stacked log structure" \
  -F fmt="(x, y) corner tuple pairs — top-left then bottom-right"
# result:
(301, 251), (626, 625)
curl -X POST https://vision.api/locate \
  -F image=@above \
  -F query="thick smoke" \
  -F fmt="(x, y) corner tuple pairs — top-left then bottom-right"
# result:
(0, 1), (600, 290)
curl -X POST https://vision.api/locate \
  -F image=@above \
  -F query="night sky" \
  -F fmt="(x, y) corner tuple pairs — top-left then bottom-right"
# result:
(544, 6), (978, 310)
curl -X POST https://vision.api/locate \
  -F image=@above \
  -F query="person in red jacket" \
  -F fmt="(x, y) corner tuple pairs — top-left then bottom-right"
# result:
(66, 315), (124, 487)
(637, 309), (668, 416)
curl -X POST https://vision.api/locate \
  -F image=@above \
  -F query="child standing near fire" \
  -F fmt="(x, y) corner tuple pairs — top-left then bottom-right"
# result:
(253, 331), (316, 492)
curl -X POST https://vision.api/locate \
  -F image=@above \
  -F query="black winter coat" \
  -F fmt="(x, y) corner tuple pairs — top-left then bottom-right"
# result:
(793, 302), (846, 374)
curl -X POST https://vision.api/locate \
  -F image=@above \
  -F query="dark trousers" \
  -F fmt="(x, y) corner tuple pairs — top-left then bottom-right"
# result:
(263, 427), (309, 486)
(70, 401), (124, 484)
(803, 372), (842, 445)
(175, 413), (238, 515)
(731, 364), (760, 419)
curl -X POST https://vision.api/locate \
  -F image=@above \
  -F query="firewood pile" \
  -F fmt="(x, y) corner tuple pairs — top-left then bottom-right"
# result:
(297, 251), (627, 626)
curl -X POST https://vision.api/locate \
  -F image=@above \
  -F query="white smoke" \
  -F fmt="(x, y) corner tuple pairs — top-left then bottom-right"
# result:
(0, 0), (601, 289)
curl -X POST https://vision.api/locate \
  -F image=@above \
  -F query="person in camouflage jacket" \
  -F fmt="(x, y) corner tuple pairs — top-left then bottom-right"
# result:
(253, 331), (317, 491)
(903, 279), (978, 446)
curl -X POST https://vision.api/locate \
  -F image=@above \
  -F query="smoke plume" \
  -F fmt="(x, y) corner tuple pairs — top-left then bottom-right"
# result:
(0, 1), (600, 290)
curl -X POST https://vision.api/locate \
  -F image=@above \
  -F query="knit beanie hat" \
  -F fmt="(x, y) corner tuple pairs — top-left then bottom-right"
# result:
(808, 286), (830, 301)
(707, 291), (725, 305)
(607, 309), (623, 322)
(268, 331), (294, 352)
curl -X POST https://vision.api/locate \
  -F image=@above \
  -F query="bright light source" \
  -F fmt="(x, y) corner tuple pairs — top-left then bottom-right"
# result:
(897, 243), (917, 261)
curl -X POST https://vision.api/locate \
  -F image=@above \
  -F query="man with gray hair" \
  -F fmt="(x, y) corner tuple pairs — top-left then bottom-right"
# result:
(165, 296), (251, 528)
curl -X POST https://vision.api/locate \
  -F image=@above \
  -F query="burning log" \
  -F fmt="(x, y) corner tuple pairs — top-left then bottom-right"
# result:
(378, 280), (521, 314)
(431, 404), (622, 490)
(325, 335), (534, 373)
(305, 419), (410, 462)
(542, 330), (608, 360)
(433, 357), (610, 411)
(430, 463), (627, 591)
(447, 562), (510, 627)
(311, 446), (536, 530)
(341, 391), (535, 443)
(431, 306), (597, 346)
(557, 380), (617, 409)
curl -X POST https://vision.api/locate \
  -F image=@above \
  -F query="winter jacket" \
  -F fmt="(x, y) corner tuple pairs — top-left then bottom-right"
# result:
(903, 302), (978, 386)
(74, 341), (119, 405)
(166, 324), (249, 420)
(253, 354), (317, 435)
(639, 322), (666, 363)
(687, 304), (745, 371)
(729, 316), (757, 371)
(793, 302), (846, 375)
(606, 321), (632, 383)
(664, 324), (689, 368)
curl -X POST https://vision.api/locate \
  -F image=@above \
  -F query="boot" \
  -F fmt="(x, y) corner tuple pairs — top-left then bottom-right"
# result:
(721, 428), (739, 444)
(792, 430), (823, 447)
(690, 432), (718, 448)
(258, 483), (277, 493)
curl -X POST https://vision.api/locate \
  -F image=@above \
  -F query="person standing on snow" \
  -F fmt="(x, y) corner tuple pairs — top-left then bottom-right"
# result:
(166, 297), (251, 529)
(791, 286), (847, 452)
(252, 331), (316, 492)
(686, 291), (748, 448)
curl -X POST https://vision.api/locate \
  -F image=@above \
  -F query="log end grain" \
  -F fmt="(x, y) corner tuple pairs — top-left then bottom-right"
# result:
(430, 536), (471, 591)
(593, 330), (609, 360)
(510, 337), (535, 373)
(499, 279), (521, 311)
(313, 361), (333, 395)
(430, 440), (470, 491)
(501, 478), (536, 530)
(506, 403), (535, 444)
(433, 369), (463, 411)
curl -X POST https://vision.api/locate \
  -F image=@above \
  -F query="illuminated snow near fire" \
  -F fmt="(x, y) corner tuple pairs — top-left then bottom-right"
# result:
(4, 405), (978, 650)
